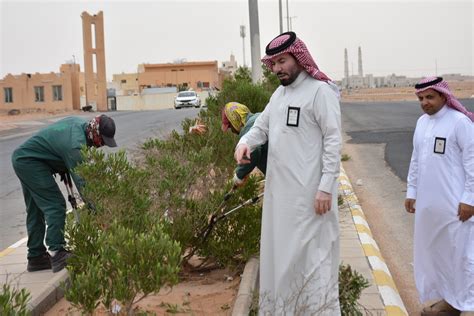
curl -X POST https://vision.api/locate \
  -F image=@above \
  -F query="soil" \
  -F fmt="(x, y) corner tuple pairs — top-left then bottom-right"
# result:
(44, 266), (241, 315)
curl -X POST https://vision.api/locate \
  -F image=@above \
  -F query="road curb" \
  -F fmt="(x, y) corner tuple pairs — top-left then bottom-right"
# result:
(232, 256), (259, 316)
(28, 270), (69, 316)
(339, 166), (408, 316)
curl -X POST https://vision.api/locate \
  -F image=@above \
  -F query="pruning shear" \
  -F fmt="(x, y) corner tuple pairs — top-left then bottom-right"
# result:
(61, 172), (80, 224)
(184, 186), (264, 261)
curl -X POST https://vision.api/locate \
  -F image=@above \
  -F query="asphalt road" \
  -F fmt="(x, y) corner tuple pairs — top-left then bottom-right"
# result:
(340, 99), (474, 314)
(343, 99), (474, 181)
(0, 108), (200, 250)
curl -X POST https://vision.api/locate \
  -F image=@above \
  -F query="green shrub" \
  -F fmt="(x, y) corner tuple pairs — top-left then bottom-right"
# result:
(65, 148), (181, 315)
(0, 282), (31, 316)
(339, 264), (370, 315)
(136, 71), (275, 267)
(141, 129), (263, 267)
(341, 154), (351, 161)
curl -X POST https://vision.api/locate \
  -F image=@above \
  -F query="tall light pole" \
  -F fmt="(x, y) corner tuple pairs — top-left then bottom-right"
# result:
(248, 0), (262, 83)
(286, 0), (290, 31)
(240, 25), (246, 67)
(279, 0), (283, 34)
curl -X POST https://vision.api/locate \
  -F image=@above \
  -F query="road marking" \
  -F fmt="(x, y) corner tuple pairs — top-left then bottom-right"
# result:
(0, 237), (27, 258)
(0, 207), (79, 258)
(339, 167), (408, 316)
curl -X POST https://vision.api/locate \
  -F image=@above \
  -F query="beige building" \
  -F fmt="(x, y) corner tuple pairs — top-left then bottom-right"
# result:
(112, 73), (139, 96)
(137, 61), (219, 91)
(0, 63), (84, 113)
(220, 53), (238, 75)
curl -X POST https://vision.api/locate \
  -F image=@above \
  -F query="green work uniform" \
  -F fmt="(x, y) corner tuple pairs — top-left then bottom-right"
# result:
(11, 117), (88, 258)
(235, 113), (268, 180)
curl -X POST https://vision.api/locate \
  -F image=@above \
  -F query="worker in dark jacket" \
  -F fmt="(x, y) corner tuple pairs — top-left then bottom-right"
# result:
(189, 102), (267, 185)
(221, 102), (268, 186)
(11, 114), (117, 273)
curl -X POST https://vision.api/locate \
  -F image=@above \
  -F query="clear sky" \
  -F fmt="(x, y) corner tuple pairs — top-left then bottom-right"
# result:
(0, 0), (472, 81)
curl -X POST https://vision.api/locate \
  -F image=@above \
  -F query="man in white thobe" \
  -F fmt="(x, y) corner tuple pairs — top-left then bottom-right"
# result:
(405, 77), (474, 316)
(235, 32), (342, 315)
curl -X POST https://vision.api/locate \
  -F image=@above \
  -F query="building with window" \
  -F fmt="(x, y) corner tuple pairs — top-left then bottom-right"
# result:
(137, 61), (219, 92)
(111, 73), (139, 96)
(0, 63), (84, 113)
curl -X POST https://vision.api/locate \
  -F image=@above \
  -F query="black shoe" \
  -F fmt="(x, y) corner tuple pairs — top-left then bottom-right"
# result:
(50, 249), (72, 273)
(27, 253), (52, 272)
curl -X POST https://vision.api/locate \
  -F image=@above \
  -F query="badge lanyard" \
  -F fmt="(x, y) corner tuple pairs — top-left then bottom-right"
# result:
(287, 106), (300, 127)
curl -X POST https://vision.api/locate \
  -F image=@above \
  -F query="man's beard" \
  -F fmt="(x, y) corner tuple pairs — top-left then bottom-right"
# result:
(278, 69), (301, 86)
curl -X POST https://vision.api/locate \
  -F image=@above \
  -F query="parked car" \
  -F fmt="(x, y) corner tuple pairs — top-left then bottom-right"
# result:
(174, 91), (201, 109)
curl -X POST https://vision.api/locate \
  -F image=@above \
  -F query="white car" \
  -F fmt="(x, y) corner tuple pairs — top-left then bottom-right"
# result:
(174, 91), (201, 109)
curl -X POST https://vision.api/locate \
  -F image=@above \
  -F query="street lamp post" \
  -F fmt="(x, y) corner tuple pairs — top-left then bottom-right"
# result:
(248, 0), (262, 83)
(279, 0), (283, 34)
(240, 25), (246, 67)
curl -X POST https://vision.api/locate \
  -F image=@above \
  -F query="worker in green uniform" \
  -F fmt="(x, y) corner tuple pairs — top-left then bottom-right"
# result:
(190, 102), (267, 186)
(11, 114), (117, 273)
(222, 102), (268, 186)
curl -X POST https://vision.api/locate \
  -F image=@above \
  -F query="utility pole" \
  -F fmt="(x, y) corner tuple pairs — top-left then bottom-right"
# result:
(279, 0), (283, 34)
(240, 25), (246, 67)
(248, 0), (262, 83)
(286, 0), (290, 31)
(289, 16), (297, 31)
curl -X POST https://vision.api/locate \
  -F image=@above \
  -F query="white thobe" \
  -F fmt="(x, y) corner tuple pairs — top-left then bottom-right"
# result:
(238, 71), (342, 315)
(407, 105), (474, 311)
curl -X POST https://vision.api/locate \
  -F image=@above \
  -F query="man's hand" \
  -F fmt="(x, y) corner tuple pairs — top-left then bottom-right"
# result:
(405, 198), (416, 213)
(235, 144), (251, 164)
(314, 191), (332, 215)
(189, 121), (207, 135)
(458, 203), (474, 222)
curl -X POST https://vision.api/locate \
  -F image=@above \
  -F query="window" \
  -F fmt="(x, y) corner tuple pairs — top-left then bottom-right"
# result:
(34, 86), (44, 102)
(178, 91), (196, 97)
(202, 82), (210, 88)
(4, 87), (13, 103)
(121, 79), (127, 84)
(52, 85), (62, 101)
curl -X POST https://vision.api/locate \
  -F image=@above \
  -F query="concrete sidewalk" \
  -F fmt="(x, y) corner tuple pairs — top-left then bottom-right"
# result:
(338, 167), (407, 315)
(1, 167), (407, 315)
(0, 239), (68, 315)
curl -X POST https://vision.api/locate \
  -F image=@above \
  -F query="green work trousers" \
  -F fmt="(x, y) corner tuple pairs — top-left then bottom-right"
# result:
(12, 155), (66, 258)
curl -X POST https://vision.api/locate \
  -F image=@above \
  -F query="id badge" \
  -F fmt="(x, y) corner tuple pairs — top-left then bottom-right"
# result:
(286, 106), (300, 127)
(433, 137), (446, 154)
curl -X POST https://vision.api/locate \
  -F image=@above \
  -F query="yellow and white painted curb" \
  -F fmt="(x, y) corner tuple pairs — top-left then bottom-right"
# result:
(339, 166), (408, 316)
